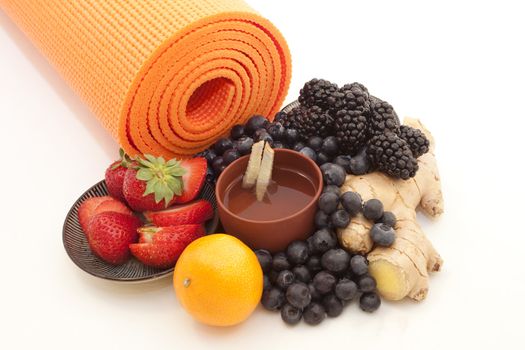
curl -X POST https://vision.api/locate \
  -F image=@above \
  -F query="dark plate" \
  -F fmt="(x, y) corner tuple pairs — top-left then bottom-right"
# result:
(63, 181), (219, 282)
(281, 100), (300, 113)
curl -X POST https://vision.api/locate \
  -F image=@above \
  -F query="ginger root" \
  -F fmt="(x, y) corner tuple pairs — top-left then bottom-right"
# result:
(337, 118), (444, 301)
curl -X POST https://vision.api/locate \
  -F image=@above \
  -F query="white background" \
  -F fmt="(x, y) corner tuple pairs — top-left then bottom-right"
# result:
(1, 0), (524, 349)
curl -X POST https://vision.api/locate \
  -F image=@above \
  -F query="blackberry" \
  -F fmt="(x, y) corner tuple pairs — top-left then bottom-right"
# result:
(369, 98), (400, 136)
(298, 78), (340, 110)
(333, 108), (369, 155)
(367, 132), (418, 180)
(333, 82), (372, 116)
(285, 106), (334, 141)
(399, 125), (430, 157)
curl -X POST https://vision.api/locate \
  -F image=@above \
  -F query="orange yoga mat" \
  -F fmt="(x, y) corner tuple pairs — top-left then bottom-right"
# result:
(0, 0), (291, 158)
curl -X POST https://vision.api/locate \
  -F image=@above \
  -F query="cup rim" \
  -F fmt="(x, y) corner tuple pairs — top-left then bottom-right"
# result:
(215, 148), (323, 225)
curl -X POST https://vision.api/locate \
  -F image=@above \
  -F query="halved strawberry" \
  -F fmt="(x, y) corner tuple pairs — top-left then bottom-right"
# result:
(130, 241), (188, 269)
(175, 157), (207, 203)
(143, 200), (213, 226)
(131, 224), (205, 269)
(78, 196), (113, 232)
(137, 225), (205, 244)
(93, 199), (132, 217)
(87, 212), (141, 265)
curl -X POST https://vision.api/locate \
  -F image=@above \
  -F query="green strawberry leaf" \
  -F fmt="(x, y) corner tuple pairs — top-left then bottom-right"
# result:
(144, 178), (158, 196)
(136, 168), (154, 181)
(134, 154), (187, 205)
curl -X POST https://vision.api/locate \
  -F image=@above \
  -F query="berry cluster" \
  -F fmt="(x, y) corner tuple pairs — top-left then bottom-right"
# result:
(257, 235), (380, 326)
(280, 79), (431, 179)
(196, 115), (371, 183)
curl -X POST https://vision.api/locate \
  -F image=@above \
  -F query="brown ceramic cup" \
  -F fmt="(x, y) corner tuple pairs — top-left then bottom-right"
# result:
(215, 149), (323, 252)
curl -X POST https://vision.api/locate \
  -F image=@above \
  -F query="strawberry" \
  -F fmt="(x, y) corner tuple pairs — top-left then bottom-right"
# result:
(86, 212), (141, 265)
(175, 157), (207, 203)
(105, 149), (132, 201)
(137, 225), (205, 244)
(78, 196), (113, 232)
(122, 155), (187, 212)
(93, 199), (132, 217)
(131, 224), (204, 268)
(129, 242), (187, 269)
(143, 200), (213, 227)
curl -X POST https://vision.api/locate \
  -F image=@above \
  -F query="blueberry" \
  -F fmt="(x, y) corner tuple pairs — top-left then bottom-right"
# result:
(363, 199), (384, 221)
(267, 122), (286, 141)
(245, 115), (269, 136)
(281, 304), (302, 325)
(205, 167), (215, 183)
(292, 142), (305, 152)
(307, 136), (323, 152)
(309, 228), (337, 254)
(276, 270), (295, 290)
(323, 185), (341, 196)
(299, 147), (317, 162)
(357, 274), (377, 293)
(303, 302), (326, 325)
(318, 192), (339, 214)
(305, 255), (322, 274)
(333, 155), (351, 173)
(359, 292), (381, 312)
(322, 294), (343, 317)
(321, 136), (339, 156)
(322, 163), (346, 186)
(292, 265), (312, 283)
(254, 249), (272, 273)
(319, 163), (333, 176)
(378, 211), (397, 227)
(201, 149), (217, 164)
(349, 151), (370, 175)
(316, 152), (331, 166)
(263, 275), (272, 291)
(340, 191), (362, 216)
(214, 138), (233, 155)
(286, 282), (311, 309)
(313, 271), (337, 294)
(308, 282), (322, 301)
(335, 278), (358, 301)
(272, 141), (285, 149)
(211, 156), (224, 173)
(314, 210), (330, 229)
(272, 252), (291, 271)
(261, 287), (285, 311)
(350, 255), (368, 276)
(216, 164), (226, 175)
(285, 128), (299, 144)
(235, 136), (254, 155)
(370, 223), (396, 246)
(230, 124), (245, 140)
(274, 111), (287, 124)
(330, 209), (350, 228)
(321, 249), (350, 274)
(222, 148), (240, 165)
(286, 240), (310, 265)
(254, 129), (273, 144)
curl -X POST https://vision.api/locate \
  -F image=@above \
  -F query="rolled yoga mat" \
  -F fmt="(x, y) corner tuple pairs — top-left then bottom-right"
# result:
(0, 0), (291, 158)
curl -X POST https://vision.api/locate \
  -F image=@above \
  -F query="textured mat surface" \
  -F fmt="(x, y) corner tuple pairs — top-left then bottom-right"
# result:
(0, 0), (291, 158)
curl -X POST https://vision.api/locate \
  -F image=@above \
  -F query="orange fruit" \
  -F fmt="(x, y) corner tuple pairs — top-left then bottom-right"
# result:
(173, 234), (263, 326)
